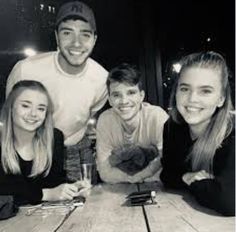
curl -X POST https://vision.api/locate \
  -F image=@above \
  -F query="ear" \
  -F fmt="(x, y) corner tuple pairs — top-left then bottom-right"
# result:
(55, 31), (59, 47)
(140, 90), (145, 102)
(217, 95), (225, 107)
(108, 96), (113, 107)
(93, 34), (97, 46)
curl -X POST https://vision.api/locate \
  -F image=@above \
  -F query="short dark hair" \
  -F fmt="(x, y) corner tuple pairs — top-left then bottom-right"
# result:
(107, 63), (143, 93)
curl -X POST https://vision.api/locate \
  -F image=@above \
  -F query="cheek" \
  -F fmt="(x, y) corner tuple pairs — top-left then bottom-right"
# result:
(109, 97), (118, 106)
(203, 95), (222, 108)
(110, 100), (119, 107)
(175, 92), (184, 105)
(40, 111), (47, 120)
(12, 108), (23, 118)
(84, 39), (96, 49)
(58, 37), (70, 47)
(133, 95), (143, 104)
(12, 110), (22, 125)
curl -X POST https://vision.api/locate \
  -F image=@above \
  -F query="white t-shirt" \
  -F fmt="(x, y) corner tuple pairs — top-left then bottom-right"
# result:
(6, 51), (108, 146)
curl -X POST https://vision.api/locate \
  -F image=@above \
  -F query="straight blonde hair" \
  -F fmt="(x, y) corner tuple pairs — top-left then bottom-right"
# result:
(1, 80), (54, 177)
(170, 51), (234, 173)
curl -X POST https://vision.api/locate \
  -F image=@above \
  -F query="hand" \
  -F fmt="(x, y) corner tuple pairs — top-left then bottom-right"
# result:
(127, 170), (146, 183)
(182, 170), (214, 186)
(74, 179), (92, 198)
(42, 183), (78, 201)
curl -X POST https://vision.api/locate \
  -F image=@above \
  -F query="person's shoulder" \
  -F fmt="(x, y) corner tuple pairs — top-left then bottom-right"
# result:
(98, 108), (114, 122)
(87, 58), (108, 77)
(223, 125), (235, 147)
(18, 52), (55, 67)
(164, 116), (189, 135)
(142, 102), (169, 121)
(223, 113), (235, 143)
(142, 102), (167, 113)
(53, 128), (64, 141)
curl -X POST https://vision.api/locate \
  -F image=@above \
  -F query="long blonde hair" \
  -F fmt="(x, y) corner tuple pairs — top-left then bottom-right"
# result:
(170, 51), (234, 173)
(1, 80), (54, 177)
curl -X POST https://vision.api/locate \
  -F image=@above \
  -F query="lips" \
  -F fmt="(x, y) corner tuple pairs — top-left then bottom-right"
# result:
(119, 106), (133, 113)
(24, 119), (39, 124)
(69, 51), (83, 56)
(185, 106), (202, 112)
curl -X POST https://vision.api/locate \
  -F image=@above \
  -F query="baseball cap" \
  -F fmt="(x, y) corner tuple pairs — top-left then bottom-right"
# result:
(56, 1), (96, 32)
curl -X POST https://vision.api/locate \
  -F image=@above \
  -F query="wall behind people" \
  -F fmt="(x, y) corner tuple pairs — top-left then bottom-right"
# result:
(0, 0), (234, 109)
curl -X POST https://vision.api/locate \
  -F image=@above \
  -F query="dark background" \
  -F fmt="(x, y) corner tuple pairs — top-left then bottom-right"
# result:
(0, 0), (234, 109)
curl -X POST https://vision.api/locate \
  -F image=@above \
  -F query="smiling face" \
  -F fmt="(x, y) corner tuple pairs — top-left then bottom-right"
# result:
(176, 67), (225, 132)
(56, 19), (97, 74)
(108, 82), (145, 122)
(12, 89), (48, 133)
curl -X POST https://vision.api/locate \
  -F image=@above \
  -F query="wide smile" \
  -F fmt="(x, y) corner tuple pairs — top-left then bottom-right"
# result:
(118, 106), (133, 113)
(185, 106), (203, 113)
(24, 119), (39, 124)
(68, 49), (86, 56)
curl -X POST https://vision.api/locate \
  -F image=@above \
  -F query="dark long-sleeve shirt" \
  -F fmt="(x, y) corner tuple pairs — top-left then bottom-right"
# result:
(160, 118), (235, 216)
(0, 129), (66, 205)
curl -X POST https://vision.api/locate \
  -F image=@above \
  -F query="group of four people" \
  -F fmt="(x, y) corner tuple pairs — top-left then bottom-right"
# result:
(0, 1), (234, 217)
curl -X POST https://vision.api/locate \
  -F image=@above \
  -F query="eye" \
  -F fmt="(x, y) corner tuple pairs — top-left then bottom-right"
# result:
(179, 87), (189, 92)
(38, 107), (46, 112)
(61, 30), (71, 36)
(81, 33), (91, 38)
(127, 90), (137, 95)
(111, 93), (120, 98)
(21, 104), (30, 108)
(201, 89), (212, 94)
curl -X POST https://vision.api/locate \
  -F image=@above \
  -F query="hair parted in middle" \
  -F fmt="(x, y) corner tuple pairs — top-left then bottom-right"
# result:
(0, 80), (54, 177)
(169, 51), (234, 173)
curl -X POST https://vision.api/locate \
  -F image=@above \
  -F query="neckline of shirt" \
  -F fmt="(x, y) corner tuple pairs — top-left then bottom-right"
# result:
(54, 51), (89, 78)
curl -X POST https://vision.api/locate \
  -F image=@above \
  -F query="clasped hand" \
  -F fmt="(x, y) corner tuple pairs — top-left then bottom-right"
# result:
(42, 180), (92, 201)
(182, 170), (214, 186)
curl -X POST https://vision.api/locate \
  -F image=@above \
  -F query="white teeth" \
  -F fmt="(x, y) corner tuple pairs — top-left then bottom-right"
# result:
(119, 106), (132, 111)
(69, 51), (83, 55)
(186, 107), (201, 112)
(25, 120), (38, 124)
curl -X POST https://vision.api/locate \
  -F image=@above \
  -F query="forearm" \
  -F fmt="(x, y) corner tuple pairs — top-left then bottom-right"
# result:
(0, 177), (43, 203)
(130, 157), (161, 182)
(160, 166), (186, 188)
(98, 161), (132, 184)
(190, 178), (235, 216)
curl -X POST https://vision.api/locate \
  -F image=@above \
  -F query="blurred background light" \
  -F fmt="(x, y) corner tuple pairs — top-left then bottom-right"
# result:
(24, 48), (37, 57)
(173, 63), (181, 73)
(206, 37), (211, 42)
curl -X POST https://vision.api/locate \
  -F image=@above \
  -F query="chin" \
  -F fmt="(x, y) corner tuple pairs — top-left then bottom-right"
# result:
(121, 115), (135, 121)
(68, 60), (85, 66)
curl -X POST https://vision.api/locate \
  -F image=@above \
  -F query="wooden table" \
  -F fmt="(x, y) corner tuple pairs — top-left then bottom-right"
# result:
(0, 182), (234, 232)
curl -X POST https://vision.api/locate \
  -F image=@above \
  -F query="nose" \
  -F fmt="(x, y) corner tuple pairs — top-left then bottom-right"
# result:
(189, 91), (198, 102)
(30, 108), (37, 117)
(73, 34), (82, 47)
(119, 95), (129, 104)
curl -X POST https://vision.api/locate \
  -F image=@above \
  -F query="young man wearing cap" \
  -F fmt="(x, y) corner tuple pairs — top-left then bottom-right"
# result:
(6, 1), (108, 182)
(96, 64), (168, 183)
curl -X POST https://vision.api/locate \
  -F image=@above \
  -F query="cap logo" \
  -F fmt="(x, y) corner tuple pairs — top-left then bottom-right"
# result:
(71, 4), (83, 13)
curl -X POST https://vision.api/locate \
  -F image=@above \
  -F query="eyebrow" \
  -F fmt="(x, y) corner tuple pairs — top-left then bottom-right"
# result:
(59, 27), (92, 33)
(179, 83), (214, 89)
(110, 91), (120, 94)
(20, 100), (47, 107)
(59, 27), (73, 31)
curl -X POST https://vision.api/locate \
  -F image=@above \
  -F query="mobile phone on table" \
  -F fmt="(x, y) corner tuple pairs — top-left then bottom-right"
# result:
(126, 190), (156, 206)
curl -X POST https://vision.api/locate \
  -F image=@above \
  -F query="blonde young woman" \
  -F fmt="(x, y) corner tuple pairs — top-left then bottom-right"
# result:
(160, 51), (235, 216)
(0, 80), (86, 205)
